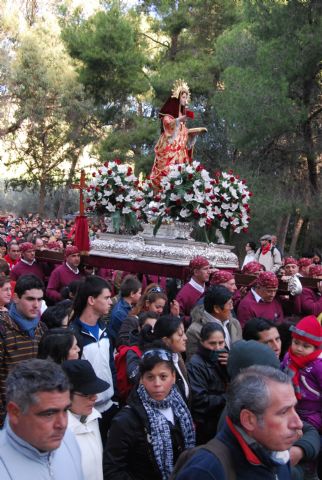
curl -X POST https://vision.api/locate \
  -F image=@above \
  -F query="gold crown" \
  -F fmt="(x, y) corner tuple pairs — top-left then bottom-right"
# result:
(171, 79), (191, 103)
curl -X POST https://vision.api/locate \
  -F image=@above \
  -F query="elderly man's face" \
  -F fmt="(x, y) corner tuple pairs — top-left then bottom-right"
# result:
(243, 381), (302, 451)
(256, 286), (277, 303)
(8, 390), (71, 452)
(284, 263), (299, 276)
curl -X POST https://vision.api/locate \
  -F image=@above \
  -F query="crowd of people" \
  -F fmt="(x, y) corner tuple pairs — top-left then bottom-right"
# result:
(0, 214), (322, 479)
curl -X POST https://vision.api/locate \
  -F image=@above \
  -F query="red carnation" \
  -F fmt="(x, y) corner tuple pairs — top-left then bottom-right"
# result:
(188, 174), (194, 180)
(242, 179), (246, 184)
(115, 159), (121, 165)
(228, 169), (234, 174)
(108, 169), (113, 175)
(175, 199), (181, 206)
(127, 167), (133, 175)
(151, 207), (158, 213)
(214, 171), (221, 177)
(178, 165), (182, 172)
(155, 195), (161, 201)
(242, 227), (248, 233)
(249, 192), (253, 197)
(165, 208), (171, 214)
(86, 198), (91, 203)
(205, 188), (212, 193)
(95, 187), (100, 192)
(92, 172), (96, 177)
(230, 177), (235, 182)
(98, 169), (102, 175)
(104, 161), (109, 168)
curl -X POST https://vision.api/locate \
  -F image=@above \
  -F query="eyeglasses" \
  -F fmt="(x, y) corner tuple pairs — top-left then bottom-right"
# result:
(149, 286), (164, 293)
(141, 349), (173, 362)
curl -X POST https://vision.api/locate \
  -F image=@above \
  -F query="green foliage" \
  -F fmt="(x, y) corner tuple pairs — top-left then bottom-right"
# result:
(61, 6), (149, 117)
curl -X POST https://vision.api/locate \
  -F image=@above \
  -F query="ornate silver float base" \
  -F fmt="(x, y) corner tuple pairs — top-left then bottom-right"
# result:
(91, 231), (238, 269)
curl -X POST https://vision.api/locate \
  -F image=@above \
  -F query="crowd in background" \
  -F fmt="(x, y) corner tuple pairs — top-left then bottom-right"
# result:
(0, 214), (322, 479)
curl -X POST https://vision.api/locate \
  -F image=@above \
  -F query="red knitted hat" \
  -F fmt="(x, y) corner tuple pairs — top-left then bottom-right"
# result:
(308, 264), (322, 277)
(242, 261), (263, 274)
(256, 271), (278, 289)
(298, 258), (313, 268)
(64, 245), (80, 259)
(20, 242), (35, 253)
(284, 257), (298, 266)
(290, 315), (322, 347)
(210, 270), (234, 285)
(189, 256), (210, 271)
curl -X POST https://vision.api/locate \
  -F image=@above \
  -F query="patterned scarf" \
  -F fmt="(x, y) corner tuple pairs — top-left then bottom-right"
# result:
(287, 347), (322, 399)
(137, 384), (195, 480)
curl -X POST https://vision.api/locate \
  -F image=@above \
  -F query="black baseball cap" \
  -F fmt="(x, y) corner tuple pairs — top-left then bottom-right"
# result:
(62, 359), (109, 394)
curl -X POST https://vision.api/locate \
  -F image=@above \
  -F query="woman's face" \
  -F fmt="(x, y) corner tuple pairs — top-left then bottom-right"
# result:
(0, 282), (11, 307)
(202, 331), (226, 351)
(71, 392), (97, 416)
(164, 323), (187, 353)
(180, 92), (188, 106)
(141, 362), (175, 401)
(67, 336), (80, 360)
(147, 298), (166, 316)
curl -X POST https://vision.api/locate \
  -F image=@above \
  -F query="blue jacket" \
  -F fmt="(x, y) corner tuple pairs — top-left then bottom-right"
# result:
(0, 423), (84, 480)
(109, 298), (132, 346)
(176, 419), (292, 480)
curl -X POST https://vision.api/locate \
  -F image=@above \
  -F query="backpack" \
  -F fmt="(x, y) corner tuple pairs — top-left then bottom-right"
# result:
(170, 437), (236, 480)
(114, 345), (142, 404)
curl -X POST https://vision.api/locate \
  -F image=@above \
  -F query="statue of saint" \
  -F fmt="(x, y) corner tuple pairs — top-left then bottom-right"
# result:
(150, 79), (203, 187)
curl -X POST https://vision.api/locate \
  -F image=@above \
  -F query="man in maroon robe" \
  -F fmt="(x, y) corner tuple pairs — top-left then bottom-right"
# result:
(296, 264), (322, 317)
(11, 242), (44, 282)
(176, 256), (210, 327)
(237, 271), (284, 328)
(46, 246), (83, 303)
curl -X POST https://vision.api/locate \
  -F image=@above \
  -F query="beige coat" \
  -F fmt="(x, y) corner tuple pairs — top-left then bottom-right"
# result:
(186, 304), (242, 360)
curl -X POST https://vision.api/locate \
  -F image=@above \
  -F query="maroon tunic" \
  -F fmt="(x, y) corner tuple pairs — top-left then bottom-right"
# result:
(298, 287), (322, 317)
(10, 260), (44, 282)
(176, 282), (204, 327)
(46, 263), (82, 302)
(237, 290), (284, 328)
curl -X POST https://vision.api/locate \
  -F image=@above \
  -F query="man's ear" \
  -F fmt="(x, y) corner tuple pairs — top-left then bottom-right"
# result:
(213, 305), (221, 316)
(7, 401), (22, 426)
(240, 409), (258, 433)
(87, 295), (95, 307)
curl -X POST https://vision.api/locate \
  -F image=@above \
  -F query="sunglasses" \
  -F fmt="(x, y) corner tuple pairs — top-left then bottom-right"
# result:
(149, 286), (164, 293)
(141, 349), (173, 362)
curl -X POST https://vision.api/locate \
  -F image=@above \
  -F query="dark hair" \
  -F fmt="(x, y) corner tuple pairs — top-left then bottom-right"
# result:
(15, 274), (45, 298)
(120, 275), (141, 298)
(204, 285), (232, 313)
(0, 238), (7, 248)
(71, 275), (112, 319)
(138, 311), (158, 328)
(60, 279), (84, 300)
(200, 322), (225, 342)
(0, 275), (11, 289)
(38, 328), (77, 364)
(0, 259), (9, 275)
(41, 303), (72, 329)
(247, 241), (256, 251)
(243, 317), (277, 341)
(139, 348), (175, 376)
(6, 359), (69, 413)
(153, 314), (183, 339)
(130, 283), (167, 316)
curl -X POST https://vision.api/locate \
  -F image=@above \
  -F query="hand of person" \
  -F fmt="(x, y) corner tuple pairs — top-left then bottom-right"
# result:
(239, 286), (248, 298)
(170, 299), (180, 317)
(218, 352), (229, 366)
(178, 115), (186, 123)
(289, 446), (304, 466)
(317, 281), (322, 293)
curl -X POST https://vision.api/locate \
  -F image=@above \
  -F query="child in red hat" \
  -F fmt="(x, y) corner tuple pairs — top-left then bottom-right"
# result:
(281, 315), (322, 430)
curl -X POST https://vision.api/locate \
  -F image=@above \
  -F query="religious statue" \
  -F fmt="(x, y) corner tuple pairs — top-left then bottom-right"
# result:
(150, 79), (206, 187)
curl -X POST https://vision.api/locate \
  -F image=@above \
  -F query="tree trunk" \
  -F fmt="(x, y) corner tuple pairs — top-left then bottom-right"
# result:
(289, 215), (305, 256)
(38, 179), (46, 217)
(302, 78), (319, 194)
(56, 156), (78, 218)
(276, 213), (291, 252)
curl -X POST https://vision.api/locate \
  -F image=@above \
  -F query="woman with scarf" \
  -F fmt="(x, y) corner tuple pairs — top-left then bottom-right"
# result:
(150, 80), (195, 187)
(187, 323), (229, 444)
(103, 348), (195, 480)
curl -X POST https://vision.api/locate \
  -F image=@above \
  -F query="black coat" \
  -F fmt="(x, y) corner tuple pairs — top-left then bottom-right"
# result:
(187, 345), (229, 443)
(103, 389), (185, 480)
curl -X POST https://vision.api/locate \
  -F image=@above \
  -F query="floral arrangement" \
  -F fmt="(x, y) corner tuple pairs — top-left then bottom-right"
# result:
(85, 160), (145, 234)
(143, 161), (251, 242)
